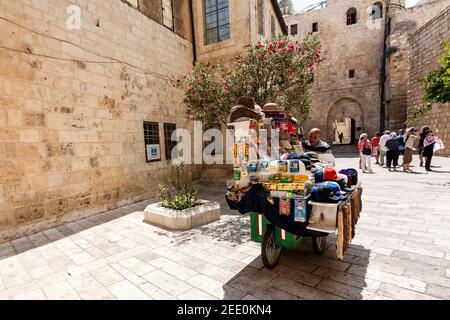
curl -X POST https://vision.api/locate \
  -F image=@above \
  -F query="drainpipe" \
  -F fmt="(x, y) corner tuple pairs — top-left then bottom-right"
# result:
(380, 1), (391, 132)
(189, 0), (197, 66)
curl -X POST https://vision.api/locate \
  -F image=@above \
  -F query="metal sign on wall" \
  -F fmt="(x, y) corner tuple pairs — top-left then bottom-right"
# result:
(146, 144), (161, 162)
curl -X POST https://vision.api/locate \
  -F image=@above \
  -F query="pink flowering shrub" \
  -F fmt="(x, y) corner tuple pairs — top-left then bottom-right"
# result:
(175, 36), (323, 127)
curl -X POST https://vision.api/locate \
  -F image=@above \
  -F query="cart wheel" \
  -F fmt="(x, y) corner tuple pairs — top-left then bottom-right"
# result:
(312, 236), (327, 255)
(261, 225), (282, 269)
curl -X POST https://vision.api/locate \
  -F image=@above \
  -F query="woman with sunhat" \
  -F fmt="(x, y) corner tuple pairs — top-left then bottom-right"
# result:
(403, 127), (418, 172)
(358, 133), (374, 173)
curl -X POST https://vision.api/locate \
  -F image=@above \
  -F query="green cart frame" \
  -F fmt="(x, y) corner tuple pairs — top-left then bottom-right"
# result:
(250, 212), (328, 269)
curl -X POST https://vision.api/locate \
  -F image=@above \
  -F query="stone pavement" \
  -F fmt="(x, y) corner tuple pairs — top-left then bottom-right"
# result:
(1, 155), (450, 300)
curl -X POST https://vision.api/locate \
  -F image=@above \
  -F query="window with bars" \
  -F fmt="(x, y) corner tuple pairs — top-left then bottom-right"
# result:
(312, 22), (319, 33)
(163, 123), (177, 161)
(205, 0), (230, 45)
(291, 24), (298, 36)
(143, 122), (161, 163)
(346, 8), (357, 25)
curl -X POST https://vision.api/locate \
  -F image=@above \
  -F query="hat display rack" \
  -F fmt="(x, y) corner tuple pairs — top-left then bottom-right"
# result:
(225, 97), (364, 263)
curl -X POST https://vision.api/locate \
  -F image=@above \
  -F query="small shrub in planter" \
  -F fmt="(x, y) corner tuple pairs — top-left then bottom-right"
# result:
(158, 164), (200, 211)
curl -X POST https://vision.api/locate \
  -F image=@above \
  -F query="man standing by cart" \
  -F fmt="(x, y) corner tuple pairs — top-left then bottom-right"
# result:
(302, 128), (332, 153)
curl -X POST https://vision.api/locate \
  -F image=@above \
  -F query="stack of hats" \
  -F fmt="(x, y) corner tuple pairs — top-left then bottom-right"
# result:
(311, 181), (349, 203)
(311, 167), (358, 203)
(315, 167), (353, 192)
(303, 152), (321, 164)
(338, 169), (358, 187)
(286, 153), (320, 170)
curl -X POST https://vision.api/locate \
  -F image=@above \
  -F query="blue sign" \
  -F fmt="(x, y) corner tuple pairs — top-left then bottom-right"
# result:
(146, 144), (160, 161)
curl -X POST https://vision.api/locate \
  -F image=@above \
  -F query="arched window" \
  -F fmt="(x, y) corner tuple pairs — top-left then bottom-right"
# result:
(371, 2), (383, 20)
(346, 8), (357, 25)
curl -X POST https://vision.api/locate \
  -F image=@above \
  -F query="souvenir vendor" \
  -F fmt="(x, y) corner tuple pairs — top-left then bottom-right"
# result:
(302, 128), (332, 153)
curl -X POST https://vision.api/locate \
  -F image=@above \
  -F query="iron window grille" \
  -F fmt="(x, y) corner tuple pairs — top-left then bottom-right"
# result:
(291, 24), (298, 36)
(163, 123), (177, 161)
(144, 122), (161, 163)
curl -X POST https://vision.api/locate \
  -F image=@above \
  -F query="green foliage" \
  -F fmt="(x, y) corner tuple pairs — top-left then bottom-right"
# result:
(175, 36), (323, 127)
(422, 43), (450, 104)
(406, 103), (433, 126)
(158, 164), (200, 211)
(408, 43), (450, 125)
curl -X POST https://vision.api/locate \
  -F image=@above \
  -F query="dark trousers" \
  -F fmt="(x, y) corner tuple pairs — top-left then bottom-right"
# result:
(425, 153), (433, 170)
(423, 144), (434, 170)
(386, 150), (399, 168)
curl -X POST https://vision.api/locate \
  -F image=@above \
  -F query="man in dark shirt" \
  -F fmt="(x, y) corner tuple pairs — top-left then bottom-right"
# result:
(302, 128), (331, 153)
(385, 132), (404, 171)
(419, 126), (430, 167)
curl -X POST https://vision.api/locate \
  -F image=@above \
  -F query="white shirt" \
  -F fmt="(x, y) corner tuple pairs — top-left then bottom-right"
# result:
(404, 134), (416, 150)
(379, 134), (390, 152)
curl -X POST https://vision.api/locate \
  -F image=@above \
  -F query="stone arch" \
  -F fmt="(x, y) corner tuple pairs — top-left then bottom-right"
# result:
(326, 97), (365, 145)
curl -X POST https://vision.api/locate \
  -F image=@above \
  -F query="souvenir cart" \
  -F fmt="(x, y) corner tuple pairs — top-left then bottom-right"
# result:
(226, 100), (363, 269)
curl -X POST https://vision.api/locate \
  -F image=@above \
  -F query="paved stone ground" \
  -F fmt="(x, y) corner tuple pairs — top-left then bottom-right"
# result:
(1, 155), (450, 300)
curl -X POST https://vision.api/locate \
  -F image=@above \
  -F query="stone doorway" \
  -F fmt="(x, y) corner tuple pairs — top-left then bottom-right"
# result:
(327, 98), (364, 145)
(333, 117), (356, 145)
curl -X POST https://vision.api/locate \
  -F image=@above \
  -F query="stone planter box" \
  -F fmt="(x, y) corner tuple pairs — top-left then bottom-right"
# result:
(143, 200), (221, 231)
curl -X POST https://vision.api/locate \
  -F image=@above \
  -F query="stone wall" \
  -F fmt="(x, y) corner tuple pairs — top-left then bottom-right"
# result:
(408, 5), (450, 157)
(285, 0), (386, 143)
(0, 0), (196, 242)
(387, 0), (450, 130)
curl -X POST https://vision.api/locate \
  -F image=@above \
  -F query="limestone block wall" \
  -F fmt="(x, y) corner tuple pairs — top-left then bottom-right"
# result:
(408, 6), (450, 157)
(0, 0), (196, 242)
(285, 0), (385, 142)
(387, 0), (450, 130)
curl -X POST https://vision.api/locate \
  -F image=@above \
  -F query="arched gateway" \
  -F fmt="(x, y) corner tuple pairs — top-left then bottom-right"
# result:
(326, 98), (365, 145)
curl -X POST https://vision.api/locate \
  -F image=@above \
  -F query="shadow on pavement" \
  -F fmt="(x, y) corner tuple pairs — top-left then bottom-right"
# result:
(223, 238), (372, 300)
(0, 200), (154, 262)
(170, 216), (251, 247)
